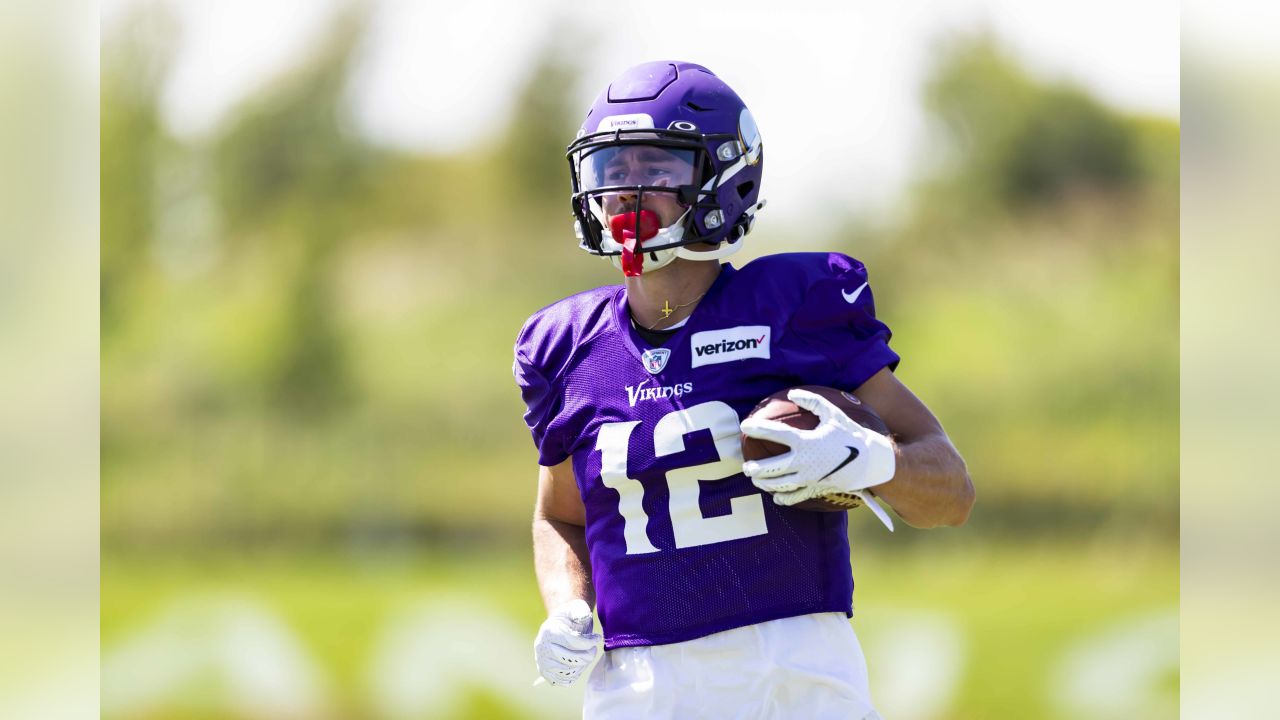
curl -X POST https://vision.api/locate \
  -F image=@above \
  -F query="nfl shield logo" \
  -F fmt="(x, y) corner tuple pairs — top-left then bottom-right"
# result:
(641, 348), (671, 375)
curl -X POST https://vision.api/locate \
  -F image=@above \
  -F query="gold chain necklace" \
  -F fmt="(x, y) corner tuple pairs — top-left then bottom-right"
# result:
(647, 291), (707, 331)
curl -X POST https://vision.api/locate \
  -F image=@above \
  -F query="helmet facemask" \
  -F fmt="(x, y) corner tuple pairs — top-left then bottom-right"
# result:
(569, 129), (736, 276)
(568, 62), (767, 276)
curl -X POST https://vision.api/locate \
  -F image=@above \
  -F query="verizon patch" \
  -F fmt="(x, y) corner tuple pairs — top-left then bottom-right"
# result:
(690, 326), (771, 368)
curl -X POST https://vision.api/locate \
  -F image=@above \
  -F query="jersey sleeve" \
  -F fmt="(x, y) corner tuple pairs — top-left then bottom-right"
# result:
(512, 346), (570, 467)
(786, 254), (900, 391)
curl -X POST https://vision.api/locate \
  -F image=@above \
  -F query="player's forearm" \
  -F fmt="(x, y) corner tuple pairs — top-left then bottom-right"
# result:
(532, 515), (595, 613)
(873, 433), (974, 528)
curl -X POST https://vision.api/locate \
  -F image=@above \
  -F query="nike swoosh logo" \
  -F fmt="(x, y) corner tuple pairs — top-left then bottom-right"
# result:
(819, 446), (860, 481)
(842, 282), (868, 304)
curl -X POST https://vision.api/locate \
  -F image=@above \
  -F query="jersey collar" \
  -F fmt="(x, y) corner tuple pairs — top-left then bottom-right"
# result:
(612, 263), (737, 363)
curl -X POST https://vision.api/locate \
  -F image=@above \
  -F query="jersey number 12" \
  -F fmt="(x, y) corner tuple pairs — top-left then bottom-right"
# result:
(596, 401), (768, 554)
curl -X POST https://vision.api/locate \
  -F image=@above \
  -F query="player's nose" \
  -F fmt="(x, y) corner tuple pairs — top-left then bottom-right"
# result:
(614, 192), (638, 211)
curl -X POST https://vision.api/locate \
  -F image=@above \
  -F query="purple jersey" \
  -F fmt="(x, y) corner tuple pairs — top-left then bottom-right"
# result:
(513, 253), (899, 649)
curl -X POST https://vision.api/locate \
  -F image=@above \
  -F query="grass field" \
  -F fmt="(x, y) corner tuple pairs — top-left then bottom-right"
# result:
(102, 538), (1177, 719)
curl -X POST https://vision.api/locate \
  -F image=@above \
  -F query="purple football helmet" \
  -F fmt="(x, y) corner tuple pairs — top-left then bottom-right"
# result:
(567, 61), (766, 276)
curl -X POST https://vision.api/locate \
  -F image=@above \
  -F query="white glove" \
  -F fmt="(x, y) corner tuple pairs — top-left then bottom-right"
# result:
(740, 389), (897, 529)
(533, 599), (601, 687)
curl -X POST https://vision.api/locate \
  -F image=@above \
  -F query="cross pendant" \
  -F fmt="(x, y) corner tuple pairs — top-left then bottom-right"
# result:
(660, 300), (674, 318)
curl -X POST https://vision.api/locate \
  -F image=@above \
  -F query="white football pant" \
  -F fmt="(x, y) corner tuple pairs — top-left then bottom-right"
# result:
(583, 612), (881, 720)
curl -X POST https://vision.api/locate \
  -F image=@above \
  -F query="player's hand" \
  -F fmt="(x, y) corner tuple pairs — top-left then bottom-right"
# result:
(740, 388), (896, 507)
(533, 599), (601, 687)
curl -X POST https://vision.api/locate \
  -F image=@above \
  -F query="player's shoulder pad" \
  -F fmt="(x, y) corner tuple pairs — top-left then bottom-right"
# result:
(737, 251), (869, 293)
(733, 252), (871, 321)
(514, 284), (621, 383)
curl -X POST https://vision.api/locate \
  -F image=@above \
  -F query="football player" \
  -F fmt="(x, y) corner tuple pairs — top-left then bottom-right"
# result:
(514, 61), (974, 719)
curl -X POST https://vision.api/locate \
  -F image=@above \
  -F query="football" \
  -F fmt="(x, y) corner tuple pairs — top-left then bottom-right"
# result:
(741, 385), (892, 512)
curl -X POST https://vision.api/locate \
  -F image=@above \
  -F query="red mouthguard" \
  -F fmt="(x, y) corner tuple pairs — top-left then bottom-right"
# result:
(610, 210), (660, 277)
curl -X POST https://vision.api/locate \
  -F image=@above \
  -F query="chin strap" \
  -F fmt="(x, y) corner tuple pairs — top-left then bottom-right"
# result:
(674, 235), (745, 262)
(670, 199), (765, 263)
(603, 199), (766, 275)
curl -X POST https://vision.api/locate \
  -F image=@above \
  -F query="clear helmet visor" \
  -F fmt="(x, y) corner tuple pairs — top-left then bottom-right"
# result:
(576, 144), (697, 193)
(575, 144), (698, 237)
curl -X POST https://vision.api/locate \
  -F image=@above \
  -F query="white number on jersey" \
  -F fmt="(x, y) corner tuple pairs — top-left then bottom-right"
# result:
(596, 401), (768, 554)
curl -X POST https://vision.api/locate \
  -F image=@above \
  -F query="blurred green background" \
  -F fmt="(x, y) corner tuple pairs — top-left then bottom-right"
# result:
(101, 5), (1178, 719)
